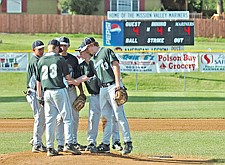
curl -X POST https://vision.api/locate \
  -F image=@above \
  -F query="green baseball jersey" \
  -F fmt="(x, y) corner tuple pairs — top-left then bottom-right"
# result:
(80, 61), (100, 94)
(89, 47), (119, 84)
(26, 54), (40, 89)
(36, 52), (69, 91)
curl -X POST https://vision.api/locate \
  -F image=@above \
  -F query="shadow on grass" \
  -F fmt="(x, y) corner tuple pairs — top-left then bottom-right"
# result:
(0, 95), (224, 103)
(176, 75), (225, 83)
(128, 96), (225, 102)
(84, 152), (215, 164)
(210, 159), (225, 163)
(0, 96), (26, 102)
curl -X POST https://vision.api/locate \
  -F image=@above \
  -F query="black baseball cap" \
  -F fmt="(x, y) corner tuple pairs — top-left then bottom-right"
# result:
(48, 39), (60, 46)
(75, 42), (85, 52)
(79, 37), (95, 52)
(32, 40), (45, 49)
(59, 36), (70, 46)
(83, 37), (95, 45)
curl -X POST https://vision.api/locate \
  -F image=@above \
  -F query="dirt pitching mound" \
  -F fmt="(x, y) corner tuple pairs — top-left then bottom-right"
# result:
(1, 119), (222, 165)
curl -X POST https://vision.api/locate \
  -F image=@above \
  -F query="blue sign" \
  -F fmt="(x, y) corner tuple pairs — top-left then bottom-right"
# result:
(103, 21), (124, 46)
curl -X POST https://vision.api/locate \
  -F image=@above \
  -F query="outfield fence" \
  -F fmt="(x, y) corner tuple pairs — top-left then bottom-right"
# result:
(0, 14), (225, 37)
(1, 50), (225, 73)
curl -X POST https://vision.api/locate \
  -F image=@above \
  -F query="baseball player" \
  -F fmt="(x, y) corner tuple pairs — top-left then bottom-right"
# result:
(55, 36), (86, 152)
(26, 40), (46, 153)
(72, 37), (133, 155)
(76, 45), (123, 152)
(36, 39), (81, 156)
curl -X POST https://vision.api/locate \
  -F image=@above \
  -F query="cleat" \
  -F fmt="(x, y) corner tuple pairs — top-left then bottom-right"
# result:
(112, 141), (123, 151)
(57, 145), (64, 152)
(74, 143), (87, 151)
(47, 148), (58, 156)
(32, 145), (47, 153)
(64, 143), (81, 155)
(85, 143), (96, 151)
(90, 143), (110, 153)
(122, 142), (133, 155)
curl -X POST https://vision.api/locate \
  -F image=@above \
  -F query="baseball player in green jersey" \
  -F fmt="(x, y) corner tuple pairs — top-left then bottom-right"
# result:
(55, 36), (86, 152)
(73, 37), (133, 155)
(75, 45), (123, 152)
(36, 39), (81, 156)
(26, 40), (46, 153)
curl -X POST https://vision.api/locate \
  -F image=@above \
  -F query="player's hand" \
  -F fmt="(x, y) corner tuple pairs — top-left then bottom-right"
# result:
(37, 96), (44, 107)
(67, 79), (80, 86)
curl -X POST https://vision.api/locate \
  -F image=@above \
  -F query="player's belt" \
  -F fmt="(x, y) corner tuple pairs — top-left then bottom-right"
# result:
(101, 81), (115, 88)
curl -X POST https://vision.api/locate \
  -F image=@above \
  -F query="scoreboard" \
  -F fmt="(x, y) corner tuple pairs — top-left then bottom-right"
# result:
(103, 20), (194, 46)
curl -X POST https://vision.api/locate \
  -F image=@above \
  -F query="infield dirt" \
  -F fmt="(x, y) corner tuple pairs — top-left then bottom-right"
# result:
(1, 119), (222, 165)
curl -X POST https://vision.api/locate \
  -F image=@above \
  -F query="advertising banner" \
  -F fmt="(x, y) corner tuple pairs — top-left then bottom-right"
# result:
(103, 21), (124, 46)
(0, 53), (28, 72)
(113, 46), (184, 51)
(116, 53), (157, 73)
(200, 53), (225, 72)
(156, 53), (198, 73)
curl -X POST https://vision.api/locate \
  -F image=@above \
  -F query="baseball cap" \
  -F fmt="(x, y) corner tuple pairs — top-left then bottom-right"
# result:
(48, 39), (60, 46)
(32, 40), (45, 49)
(75, 45), (83, 52)
(75, 42), (85, 52)
(80, 37), (95, 52)
(59, 36), (70, 46)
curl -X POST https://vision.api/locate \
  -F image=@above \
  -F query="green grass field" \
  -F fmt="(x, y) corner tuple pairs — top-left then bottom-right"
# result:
(1, 33), (225, 163)
(1, 33), (225, 51)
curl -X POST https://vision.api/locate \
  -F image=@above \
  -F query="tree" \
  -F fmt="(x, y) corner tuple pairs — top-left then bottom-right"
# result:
(161, 0), (203, 12)
(188, 0), (203, 13)
(59, 0), (69, 14)
(217, 0), (224, 14)
(59, 0), (101, 15)
(161, 0), (186, 11)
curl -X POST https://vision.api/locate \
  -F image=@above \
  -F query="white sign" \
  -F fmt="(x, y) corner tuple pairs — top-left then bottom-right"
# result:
(156, 53), (198, 73)
(116, 53), (157, 73)
(107, 11), (189, 20)
(0, 53), (28, 72)
(200, 53), (225, 72)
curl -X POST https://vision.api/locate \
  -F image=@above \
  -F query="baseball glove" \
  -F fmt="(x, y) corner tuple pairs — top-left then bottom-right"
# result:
(72, 94), (86, 111)
(115, 87), (128, 106)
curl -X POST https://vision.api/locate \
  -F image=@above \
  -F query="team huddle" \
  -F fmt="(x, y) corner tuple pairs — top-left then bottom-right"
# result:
(25, 36), (133, 156)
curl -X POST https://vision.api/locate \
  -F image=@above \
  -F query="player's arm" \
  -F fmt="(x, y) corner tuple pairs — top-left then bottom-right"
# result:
(112, 60), (121, 89)
(78, 83), (84, 95)
(36, 63), (42, 98)
(36, 80), (42, 98)
(67, 75), (90, 85)
(65, 74), (80, 86)
(68, 61), (94, 85)
(36, 80), (44, 106)
(107, 48), (121, 88)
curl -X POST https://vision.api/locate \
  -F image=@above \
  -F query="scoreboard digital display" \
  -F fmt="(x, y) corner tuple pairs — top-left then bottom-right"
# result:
(103, 20), (194, 46)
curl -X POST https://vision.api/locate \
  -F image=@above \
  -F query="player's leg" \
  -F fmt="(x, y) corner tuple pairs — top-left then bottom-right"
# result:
(67, 86), (78, 143)
(108, 85), (133, 155)
(67, 86), (86, 150)
(55, 114), (64, 152)
(90, 88), (112, 153)
(56, 88), (81, 155)
(26, 90), (46, 152)
(44, 90), (59, 156)
(86, 94), (101, 151)
(111, 114), (123, 151)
